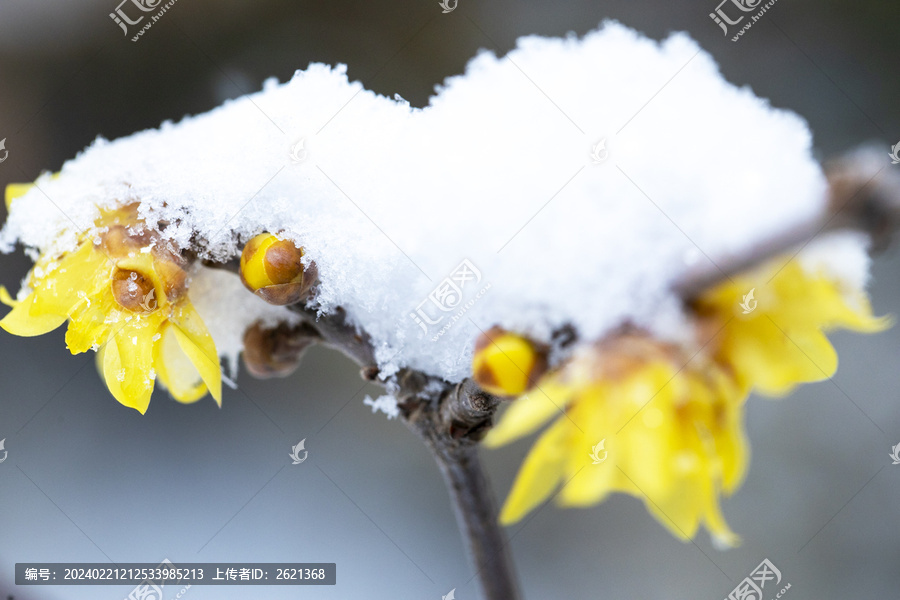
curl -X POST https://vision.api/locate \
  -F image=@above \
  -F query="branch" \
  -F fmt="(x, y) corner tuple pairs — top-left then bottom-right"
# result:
(675, 149), (900, 299)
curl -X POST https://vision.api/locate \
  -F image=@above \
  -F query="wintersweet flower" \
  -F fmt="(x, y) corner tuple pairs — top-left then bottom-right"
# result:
(483, 243), (889, 544)
(484, 334), (748, 547)
(1, 189), (221, 413)
(693, 252), (890, 396)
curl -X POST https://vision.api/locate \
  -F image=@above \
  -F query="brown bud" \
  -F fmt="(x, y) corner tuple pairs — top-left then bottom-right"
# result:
(240, 233), (318, 306)
(242, 320), (320, 379)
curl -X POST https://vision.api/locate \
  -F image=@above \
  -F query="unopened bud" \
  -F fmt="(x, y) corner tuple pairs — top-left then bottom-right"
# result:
(242, 320), (319, 378)
(472, 326), (548, 397)
(240, 233), (317, 305)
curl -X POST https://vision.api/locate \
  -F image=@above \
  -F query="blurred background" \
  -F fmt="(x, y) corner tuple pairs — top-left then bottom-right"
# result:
(1, 0), (899, 598)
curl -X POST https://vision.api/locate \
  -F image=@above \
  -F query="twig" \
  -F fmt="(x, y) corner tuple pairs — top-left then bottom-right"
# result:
(274, 304), (521, 599)
(675, 149), (900, 298)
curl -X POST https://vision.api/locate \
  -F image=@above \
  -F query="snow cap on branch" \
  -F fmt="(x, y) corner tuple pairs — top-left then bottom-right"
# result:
(2, 21), (866, 383)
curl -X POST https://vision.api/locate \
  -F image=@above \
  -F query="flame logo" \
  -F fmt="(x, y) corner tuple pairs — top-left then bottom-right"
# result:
(890, 444), (900, 465)
(0, 138), (8, 163)
(290, 439), (308, 464)
(589, 439), (608, 464)
(438, 0), (457, 13)
(739, 288), (757, 314)
(590, 139), (608, 164)
(139, 289), (158, 314)
(0, 439), (7, 463)
(290, 138), (307, 163)
(889, 142), (900, 165)
(442, 588), (456, 600)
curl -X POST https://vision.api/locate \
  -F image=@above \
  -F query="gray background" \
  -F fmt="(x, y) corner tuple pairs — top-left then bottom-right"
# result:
(1, 0), (899, 598)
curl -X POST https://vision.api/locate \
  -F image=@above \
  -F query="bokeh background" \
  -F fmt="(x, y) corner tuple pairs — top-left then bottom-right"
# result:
(1, 0), (899, 598)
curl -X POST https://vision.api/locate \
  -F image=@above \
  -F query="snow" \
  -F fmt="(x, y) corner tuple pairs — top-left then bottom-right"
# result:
(363, 394), (400, 420)
(1, 21), (862, 385)
(188, 267), (301, 379)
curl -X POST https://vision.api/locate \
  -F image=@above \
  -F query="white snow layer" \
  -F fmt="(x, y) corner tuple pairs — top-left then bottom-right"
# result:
(1, 22), (868, 384)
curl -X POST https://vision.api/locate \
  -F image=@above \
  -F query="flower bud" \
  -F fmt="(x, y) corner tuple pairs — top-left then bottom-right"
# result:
(242, 321), (319, 378)
(472, 326), (548, 397)
(240, 233), (317, 305)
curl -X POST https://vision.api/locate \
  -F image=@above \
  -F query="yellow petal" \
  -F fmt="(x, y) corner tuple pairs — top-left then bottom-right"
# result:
(169, 303), (222, 405)
(104, 323), (158, 413)
(30, 243), (109, 317)
(155, 323), (209, 403)
(0, 288), (67, 337)
(484, 380), (572, 448)
(499, 418), (572, 525)
(100, 338), (146, 414)
(64, 289), (125, 354)
(5, 182), (33, 211)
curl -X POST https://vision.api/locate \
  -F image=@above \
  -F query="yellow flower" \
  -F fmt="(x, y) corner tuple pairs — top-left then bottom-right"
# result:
(694, 259), (890, 396)
(485, 334), (747, 547)
(484, 255), (888, 545)
(1, 190), (221, 413)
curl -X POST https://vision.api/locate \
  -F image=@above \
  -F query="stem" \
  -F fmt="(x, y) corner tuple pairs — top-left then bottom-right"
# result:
(212, 272), (523, 598)
(400, 376), (520, 600)
(427, 438), (521, 600)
